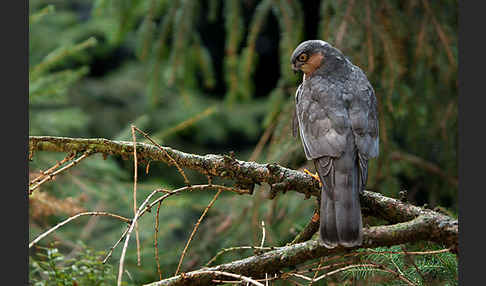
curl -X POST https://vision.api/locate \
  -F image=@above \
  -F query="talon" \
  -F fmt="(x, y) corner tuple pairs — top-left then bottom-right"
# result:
(303, 168), (322, 188)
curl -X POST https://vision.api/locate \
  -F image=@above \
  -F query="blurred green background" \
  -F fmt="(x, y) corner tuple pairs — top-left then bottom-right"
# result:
(29, 0), (457, 285)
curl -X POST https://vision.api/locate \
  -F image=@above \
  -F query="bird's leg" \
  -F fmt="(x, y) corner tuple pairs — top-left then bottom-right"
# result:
(303, 168), (322, 187)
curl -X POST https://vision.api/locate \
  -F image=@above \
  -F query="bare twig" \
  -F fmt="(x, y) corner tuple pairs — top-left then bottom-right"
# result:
(190, 270), (265, 286)
(309, 258), (324, 286)
(131, 125), (141, 266)
(154, 201), (163, 280)
(205, 246), (279, 267)
(377, 266), (418, 286)
(29, 152), (75, 185)
(133, 126), (190, 186)
(295, 261), (351, 276)
(60, 201), (105, 265)
(401, 245), (426, 283)
(367, 248), (451, 256)
(260, 221), (266, 248)
(175, 189), (223, 275)
(389, 252), (409, 282)
(103, 227), (130, 264)
(29, 211), (131, 248)
(29, 151), (91, 194)
(211, 280), (246, 284)
(311, 264), (380, 282)
(104, 184), (251, 266)
(213, 273), (280, 284)
(118, 189), (160, 286)
(288, 272), (313, 281)
(125, 269), (133, 282)
(100, 185), (250, 266)
(140, 184), (250, 218)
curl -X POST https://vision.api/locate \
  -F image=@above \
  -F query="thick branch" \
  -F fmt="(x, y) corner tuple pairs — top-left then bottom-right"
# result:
(29, 136), (319, 197)
(144, 215), (456, 286)
(29, 136), (458, 251)
(30, 136), (458, 285)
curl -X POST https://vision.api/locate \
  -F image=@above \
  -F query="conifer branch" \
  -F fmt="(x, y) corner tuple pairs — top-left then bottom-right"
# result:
(29, 135), (458, 250)
(143, 215), (455, 286)
(29, 135), (458, 285)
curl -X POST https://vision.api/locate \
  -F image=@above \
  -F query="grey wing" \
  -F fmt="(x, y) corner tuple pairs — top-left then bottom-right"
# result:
(348, 78), (379, 188)
(295, 79), (350, 160)
(348, 82), (379, 159)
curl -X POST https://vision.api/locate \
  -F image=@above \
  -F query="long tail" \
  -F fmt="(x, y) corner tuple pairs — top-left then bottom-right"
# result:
(314, 153), (363, 248)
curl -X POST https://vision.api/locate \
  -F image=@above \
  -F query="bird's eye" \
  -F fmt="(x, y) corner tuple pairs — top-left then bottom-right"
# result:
(298, 53), (308, 62)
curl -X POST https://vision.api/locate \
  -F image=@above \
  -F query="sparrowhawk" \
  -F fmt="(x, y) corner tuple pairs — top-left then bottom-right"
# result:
(290, 40), (379, 248)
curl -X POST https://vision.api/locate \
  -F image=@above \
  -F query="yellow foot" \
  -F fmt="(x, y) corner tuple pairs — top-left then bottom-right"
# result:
(303, 168), (322, 188)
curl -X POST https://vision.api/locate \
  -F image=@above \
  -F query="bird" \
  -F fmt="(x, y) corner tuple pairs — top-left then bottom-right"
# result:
(290, 40), (379, 248)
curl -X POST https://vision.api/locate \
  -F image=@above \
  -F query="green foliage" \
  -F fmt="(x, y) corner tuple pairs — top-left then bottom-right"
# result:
(29, 243), (131, 286)
(339, 244), (458, 285)
(271, 0), (304, 84)
(224, 0), (245, 103)
(29, 1), (97, 137)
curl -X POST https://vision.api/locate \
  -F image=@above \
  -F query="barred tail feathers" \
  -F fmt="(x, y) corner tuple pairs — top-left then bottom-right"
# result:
(315, 152), (363, 248)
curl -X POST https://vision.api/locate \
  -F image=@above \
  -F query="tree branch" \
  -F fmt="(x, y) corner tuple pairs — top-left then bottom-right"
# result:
(29, 135), (319, 198)
(143, 215), (455, 286)
(28, 136), (456, 219)
(29, 135), (458, 284)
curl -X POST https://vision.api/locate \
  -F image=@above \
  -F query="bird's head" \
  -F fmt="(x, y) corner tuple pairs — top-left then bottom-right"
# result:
(291, 40), (344, 78)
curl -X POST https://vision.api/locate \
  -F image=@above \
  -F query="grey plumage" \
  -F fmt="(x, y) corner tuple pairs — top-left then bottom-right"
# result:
(291, 40), (379, 248)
